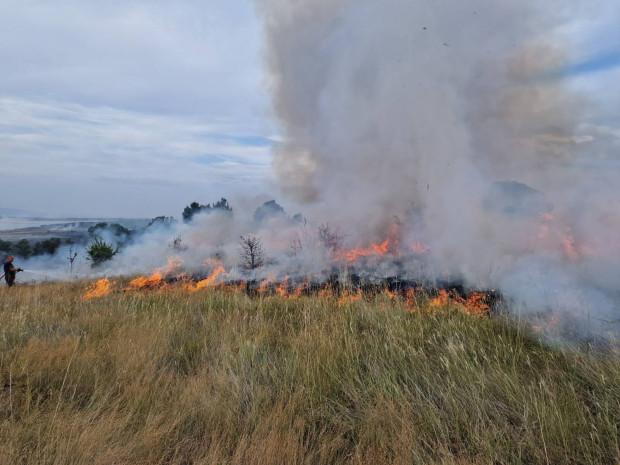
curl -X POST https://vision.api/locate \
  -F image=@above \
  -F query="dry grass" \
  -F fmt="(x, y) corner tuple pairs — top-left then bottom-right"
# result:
(0, 281), (618, 464)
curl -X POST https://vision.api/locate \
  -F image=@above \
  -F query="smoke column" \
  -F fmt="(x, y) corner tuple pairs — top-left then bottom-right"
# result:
(256, 0), (619, 338)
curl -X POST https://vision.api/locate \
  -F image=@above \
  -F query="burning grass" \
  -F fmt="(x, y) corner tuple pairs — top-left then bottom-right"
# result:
(1, 281), (618, 464)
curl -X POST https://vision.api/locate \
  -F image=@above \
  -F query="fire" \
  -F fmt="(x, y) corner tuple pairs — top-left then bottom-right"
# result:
(187, 268), (226, 292)
(429, 290), (490, 317)
(405, 289), (417, 313)
(337, 289), (363, 306)
(464, 292), (491, 317)
(336, 239), (393, 262)
(272, 275), (308, 299)
(125, 273), (164, 290)
(430, 289), (451, 308)
(83, 278), (113, 300)
(371, 239), (390, 255)
(318, 287), (334, 298)
(275, 275), (290, 297)
(162, 256), (184, 275)
(533, 316), (560, 333)
(184, 259), (227, 292)
(258, 273), (277, 294)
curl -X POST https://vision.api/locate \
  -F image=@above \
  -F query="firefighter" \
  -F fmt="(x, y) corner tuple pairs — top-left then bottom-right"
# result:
(3, 255), (22, 287)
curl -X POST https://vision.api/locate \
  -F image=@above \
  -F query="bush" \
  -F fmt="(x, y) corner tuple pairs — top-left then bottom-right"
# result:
(86, 238), (119, 267)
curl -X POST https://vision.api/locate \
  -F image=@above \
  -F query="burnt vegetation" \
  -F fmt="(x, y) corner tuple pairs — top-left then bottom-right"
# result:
(239, 235), (265, 270)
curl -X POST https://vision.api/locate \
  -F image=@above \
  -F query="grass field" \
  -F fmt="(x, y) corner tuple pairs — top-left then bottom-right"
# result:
(1, 281), (618, 464)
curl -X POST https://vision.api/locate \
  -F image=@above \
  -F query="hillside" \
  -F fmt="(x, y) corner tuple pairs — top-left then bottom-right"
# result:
(1, 282), (618, 464)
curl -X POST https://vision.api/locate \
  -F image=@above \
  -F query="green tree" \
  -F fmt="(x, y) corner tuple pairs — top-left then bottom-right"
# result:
(86, 238), (119, 267)
(182, 198), (232, 222)
(33, 237), (62, 256)
(14, 239), (32, 258)
(88, 222), (131, 236)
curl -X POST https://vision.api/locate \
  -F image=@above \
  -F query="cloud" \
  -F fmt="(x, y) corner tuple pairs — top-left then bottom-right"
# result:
(0, 0), (266, 116)
(0, 97), (272, 216)
(0, 0), (275, 217)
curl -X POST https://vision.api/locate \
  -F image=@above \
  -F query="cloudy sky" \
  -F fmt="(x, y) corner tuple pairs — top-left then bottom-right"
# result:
(0, 0), (618, 218)
(0, 0), (274, 218)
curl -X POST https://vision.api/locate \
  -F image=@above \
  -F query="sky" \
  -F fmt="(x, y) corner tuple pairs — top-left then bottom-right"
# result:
(0, 0), (274, 218)
(0, 0), (618, 218)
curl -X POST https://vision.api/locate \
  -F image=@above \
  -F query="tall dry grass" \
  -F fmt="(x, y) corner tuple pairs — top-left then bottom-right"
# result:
(0, 281), (618, 464)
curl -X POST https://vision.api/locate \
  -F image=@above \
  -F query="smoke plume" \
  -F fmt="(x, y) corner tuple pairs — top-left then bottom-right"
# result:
(256, 0), (619, 339)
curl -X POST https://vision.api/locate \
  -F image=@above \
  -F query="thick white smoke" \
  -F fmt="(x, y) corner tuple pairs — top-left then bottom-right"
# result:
(255, 0), (619, 339)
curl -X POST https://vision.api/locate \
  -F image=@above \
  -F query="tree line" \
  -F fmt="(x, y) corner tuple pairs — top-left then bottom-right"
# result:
(0, 237), (67, 258)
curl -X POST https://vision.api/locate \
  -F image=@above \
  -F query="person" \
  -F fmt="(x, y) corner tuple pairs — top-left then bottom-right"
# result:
(3, 255), (22, 287)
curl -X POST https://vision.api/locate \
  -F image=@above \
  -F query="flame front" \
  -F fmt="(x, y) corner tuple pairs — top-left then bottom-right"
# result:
(126, 273), (164, 290)
(429, 290), (490, 317)
(83, 278), (113, 300)
(186, 259), (227, 292)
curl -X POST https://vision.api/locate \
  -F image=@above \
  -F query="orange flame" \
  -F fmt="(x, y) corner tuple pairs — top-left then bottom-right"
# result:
(275, 275), (290, 297)
(257, 273), (277, 294)
(83, 278), (113, 300)
(185, 259), (227, 292)
(187, 269), (226, 292)
(405, 288), (417, 313)
(125, 273), (164, 290)
(337, 289), (363, 306)
(429, 290), (490, 316)
(336, 239), (393, 262)
(318, 287), (334, 298)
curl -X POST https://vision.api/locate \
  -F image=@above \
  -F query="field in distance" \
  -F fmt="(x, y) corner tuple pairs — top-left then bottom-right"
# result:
(1, 281), (618, 464)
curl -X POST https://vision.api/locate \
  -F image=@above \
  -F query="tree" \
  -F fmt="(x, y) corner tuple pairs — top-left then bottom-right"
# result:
(33, 237), (62, 256)
(182, 198), (232, 222)
(14, 239), (32, 258)
(239, 235), (265, 270)
(253, 200), (286, 223)
(86, 238), (119, 267)
(88, 222), (131, 237)
(147, 216), (176, 228)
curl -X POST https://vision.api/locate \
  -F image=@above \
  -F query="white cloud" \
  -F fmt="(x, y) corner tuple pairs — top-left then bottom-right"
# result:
(0, 97), (273, 217)
(0, 0), (276, 217)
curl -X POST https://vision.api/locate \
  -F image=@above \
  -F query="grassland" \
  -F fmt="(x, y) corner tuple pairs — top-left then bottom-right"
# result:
(1, 281), (618, 464)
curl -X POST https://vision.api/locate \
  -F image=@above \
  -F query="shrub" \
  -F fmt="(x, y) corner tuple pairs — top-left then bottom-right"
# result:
(86, 238), (119, 267)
